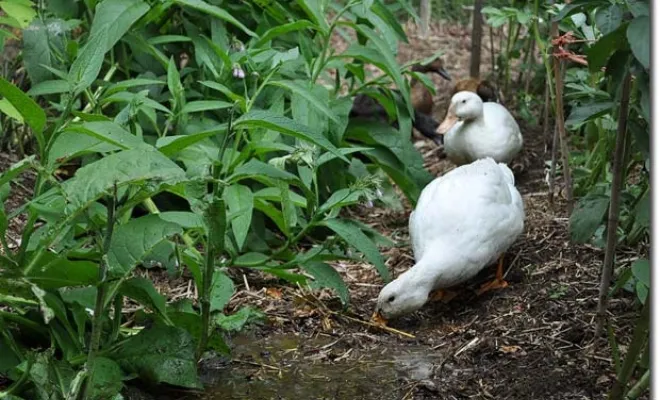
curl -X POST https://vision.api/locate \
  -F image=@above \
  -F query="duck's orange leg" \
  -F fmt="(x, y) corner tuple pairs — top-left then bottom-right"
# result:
(428, 288), (459, 303)
(476, 254), (509, 296)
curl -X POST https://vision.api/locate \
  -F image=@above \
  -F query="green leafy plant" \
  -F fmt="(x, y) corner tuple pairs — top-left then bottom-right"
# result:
(0, 0), (432, 398)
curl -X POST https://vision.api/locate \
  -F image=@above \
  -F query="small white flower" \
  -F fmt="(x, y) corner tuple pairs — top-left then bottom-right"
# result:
(232, 65), (245, 79)
(365, 200), (374, 208)
(376, 188), (383, 199)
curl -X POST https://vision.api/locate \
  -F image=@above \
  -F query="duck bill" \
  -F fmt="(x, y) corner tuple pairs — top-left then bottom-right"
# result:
(436, 68), (452, 81)
(437, 107), (458, 135)
(371, 311), (388, 326)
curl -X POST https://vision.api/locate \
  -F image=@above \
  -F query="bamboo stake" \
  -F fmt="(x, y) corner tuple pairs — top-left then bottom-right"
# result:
(595, 73), (633, 337)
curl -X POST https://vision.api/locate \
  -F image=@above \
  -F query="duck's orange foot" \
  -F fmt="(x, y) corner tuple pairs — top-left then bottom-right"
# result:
(475, 278), (509, 296)
(428, 289), (458, 303)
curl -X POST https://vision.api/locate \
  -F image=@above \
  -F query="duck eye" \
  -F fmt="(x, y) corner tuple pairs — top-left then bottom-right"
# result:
(387, 295), (395, 302)
(461, 100), (466, 104)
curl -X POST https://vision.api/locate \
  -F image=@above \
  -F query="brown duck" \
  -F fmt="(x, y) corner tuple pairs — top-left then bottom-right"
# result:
(451, 78), (500, 103)
(350, 57), (452, 146)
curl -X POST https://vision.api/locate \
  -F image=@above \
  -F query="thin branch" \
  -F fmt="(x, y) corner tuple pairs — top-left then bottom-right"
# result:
(595, 73), (633, 336)
(469, 0), (484, 78)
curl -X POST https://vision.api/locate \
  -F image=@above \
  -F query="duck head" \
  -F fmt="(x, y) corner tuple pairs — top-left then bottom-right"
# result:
(412, 57), (452, 81)
(372, 272), (431, 324)
(436, 91), (484, 135)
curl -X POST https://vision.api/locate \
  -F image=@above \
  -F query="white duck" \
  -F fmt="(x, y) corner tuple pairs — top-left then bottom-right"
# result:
(372, 157), (525, 323)
(437, 91), (523, 166)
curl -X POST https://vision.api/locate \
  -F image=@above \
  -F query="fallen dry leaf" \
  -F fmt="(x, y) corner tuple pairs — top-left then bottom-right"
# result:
(265, 287), (282, 299)
(499, 345), (524, 354)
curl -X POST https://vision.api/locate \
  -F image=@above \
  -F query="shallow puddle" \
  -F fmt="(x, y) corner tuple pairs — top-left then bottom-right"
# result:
(198, 333), (442, 400)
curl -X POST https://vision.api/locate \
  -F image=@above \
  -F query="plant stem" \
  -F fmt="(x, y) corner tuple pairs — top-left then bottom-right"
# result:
(609, 298), (649, 399)
(624, 369), (649, 399)
(548, 122), (559, 205)
(595, 73), (633, 336)
(82, 183), (117, 399)
(550, 21), (574, 215)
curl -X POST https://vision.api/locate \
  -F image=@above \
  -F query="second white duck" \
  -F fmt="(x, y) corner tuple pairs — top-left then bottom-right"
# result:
(373, 158), (525, 323)
(437, 91), (523, 166)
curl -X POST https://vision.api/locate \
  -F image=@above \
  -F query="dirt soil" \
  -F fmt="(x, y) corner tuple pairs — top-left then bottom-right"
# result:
(1, 20), (644, 400)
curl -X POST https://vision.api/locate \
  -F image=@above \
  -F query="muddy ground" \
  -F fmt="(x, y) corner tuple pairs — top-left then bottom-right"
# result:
(2, 19), (645, 400)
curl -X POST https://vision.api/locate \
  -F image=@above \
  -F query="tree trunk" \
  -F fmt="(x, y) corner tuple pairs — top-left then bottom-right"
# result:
(595, 73), (633, 337)
(470, 0), (484, 78)
(420, 0), (431, 38)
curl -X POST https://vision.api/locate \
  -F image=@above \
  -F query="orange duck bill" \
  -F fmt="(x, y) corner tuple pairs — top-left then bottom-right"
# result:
(371, 311), (388, 326)
(437, 105), (459, 135)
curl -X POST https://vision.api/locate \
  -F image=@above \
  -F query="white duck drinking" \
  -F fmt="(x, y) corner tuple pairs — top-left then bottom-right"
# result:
(437, 91), (523, 166)
(372, 157), (525, 323)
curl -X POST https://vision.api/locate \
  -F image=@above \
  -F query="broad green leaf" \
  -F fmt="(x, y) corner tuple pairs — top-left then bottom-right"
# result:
(319, 188), (362, 212)
(102, 90), (171, 114)
(566, 102), (614, 127)
(322, 218), (390, 281)
(181, 100), (232, 114)
(0, 0), (36, 28)
(107, 214), (183, 278)
(628, 0), (649, 17)
(210, 270), (234, 312)
(156, 127), (226, 157)
(199, 80), (244, 103)
(174, 0), (256, 37)
(234, 252), (269, 267)
(61, 147), (186, 213)
(254, 199), (287, 234)
(88, 357), (123, 400)
(223, 184), (253, 250)
(229, 159), (298, 182)
(268, 80), (339, 124)
(595, 4), (622, 35)
(27, 79), (70, 96)
(586, 24), (629, 72)
(372, 0), (408, 42)
(254, 187), (307, 208)
(294, 0), (328, 33)
(345, 24), (412, 117)
(635, 190), (650, 228)
(22, 19), (63, 84)
(110, 325), (202, 388)
(627, 16), (649, 69)
(278, 181), (297, 234)
(254, 20), (315, 47)
(167, 56), (183, 111)
(105, 78), (165, 96)
(635, 281), (648, 304)
(158, 211), (205, 229)
(345, 120), (432, 193)
(0, 75), (46, 147)
(119, 277), (169, 319)
(302, 261), (349, 306)
(68, 27), (109, 94)
(50, 121), (146, 165)
(214, 306), (264, 332)
(89, 0), (150, 53)
(234, 110), (347, 163)
(25, 254), (98, 288)
(148, 34), (192, 45)
(632, 259), (649, 287)
(0, 98), (22, 122)
(569, 193), (610, 243)
(0, 155), (35, 189)
(317, 147), (373, 166)
(205, 198), (226, 251)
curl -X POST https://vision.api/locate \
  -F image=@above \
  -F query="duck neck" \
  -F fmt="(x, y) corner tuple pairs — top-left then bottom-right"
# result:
(407, 241), (465, 287)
